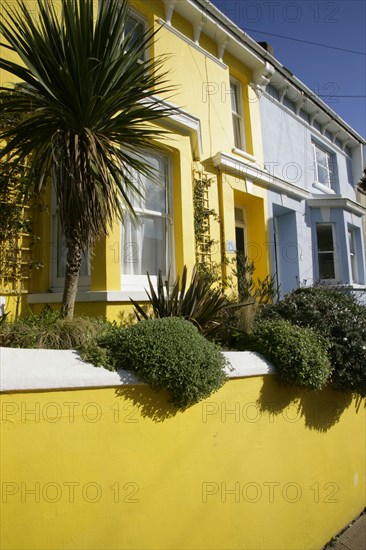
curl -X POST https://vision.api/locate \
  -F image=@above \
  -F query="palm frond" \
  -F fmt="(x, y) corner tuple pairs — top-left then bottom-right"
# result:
(0, 0), (175, 248)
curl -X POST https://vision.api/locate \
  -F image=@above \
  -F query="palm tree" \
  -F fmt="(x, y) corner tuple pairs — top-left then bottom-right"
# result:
(0, 0), (173, 318)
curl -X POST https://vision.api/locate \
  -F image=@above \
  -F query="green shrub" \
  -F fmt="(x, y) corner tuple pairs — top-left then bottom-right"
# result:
(248, 319), (332, 390)
(103, 317), (228, 408)
(0, 307), (111, 350)
(258, 287), (366, 396)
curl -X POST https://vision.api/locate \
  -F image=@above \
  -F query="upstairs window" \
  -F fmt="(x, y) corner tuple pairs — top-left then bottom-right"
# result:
(98, 2), (147, 61)
(230, 78), (245, 151)
(313, 142), (336, 191)
(123, 12), (147, 61)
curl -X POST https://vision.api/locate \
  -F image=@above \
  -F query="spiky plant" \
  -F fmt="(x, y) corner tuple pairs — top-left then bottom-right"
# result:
(130, 266), (232, 336)
(0, 0), (173, 317)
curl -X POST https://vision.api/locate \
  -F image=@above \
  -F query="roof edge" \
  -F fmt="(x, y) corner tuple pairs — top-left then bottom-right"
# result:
(193, 0), (366, 145)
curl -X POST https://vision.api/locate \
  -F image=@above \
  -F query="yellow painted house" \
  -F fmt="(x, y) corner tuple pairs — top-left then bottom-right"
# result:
(0, 0), (275, 320)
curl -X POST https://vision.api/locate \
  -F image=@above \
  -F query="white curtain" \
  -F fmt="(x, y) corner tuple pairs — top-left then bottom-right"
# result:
(122, 213), (145, 276)
(122, 152), (168, 277)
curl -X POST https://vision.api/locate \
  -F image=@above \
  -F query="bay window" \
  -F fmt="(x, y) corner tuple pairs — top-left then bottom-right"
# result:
(51, 202), (90, 291)
(316, 223), (337, 280)
(121, 150), (172, 289)
(348, 227), (359, 284)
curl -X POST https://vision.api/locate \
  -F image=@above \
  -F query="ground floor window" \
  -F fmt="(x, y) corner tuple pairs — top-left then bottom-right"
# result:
(51, 202), (90, 291)
(348, 227), (360, 284)
(316, 223), (337, 280)
(121, 150), (172, 289)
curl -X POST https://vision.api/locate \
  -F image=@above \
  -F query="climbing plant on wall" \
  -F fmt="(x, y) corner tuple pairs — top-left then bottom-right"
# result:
(192, 169), (222, 284)
(0, 92), (42, 316)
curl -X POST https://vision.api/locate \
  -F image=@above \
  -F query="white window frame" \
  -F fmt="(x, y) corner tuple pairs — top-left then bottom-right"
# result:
(97, 1), (148, 61)
(273, 216), (282, 292)
(121, 150), (174, 292)
(312, 142), (337, 192)
(234, 206), (247, 254)
(315, 223), (339, 282)
(230, 77), (246, 152)
(50, 189), (91, 292)
(348, 227), (359, 284)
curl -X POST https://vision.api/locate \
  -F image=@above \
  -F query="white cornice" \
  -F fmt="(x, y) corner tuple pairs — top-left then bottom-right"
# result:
(188, 0), (365, 145)
(212, 151), (310, 199)
(307, 196), (366, 216)
(157, 18), (227, 70)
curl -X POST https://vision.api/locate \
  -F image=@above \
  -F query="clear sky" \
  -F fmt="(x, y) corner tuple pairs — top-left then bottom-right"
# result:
(209, 0), (366, 139)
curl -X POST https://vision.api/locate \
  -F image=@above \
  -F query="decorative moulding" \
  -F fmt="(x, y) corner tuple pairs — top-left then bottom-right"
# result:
(143, 95), (203, 160)
(212, 151), (310, 199)
(157, 18), (228, 70)
(307, 196), (366, 216)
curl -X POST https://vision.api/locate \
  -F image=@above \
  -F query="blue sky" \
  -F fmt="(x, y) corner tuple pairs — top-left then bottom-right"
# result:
(210, 0), (366, 139)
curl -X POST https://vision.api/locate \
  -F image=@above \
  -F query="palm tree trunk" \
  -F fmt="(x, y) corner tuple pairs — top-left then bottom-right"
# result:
(60, 238), (82, 319)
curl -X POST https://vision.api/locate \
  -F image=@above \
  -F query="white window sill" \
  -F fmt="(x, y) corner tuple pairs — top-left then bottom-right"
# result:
(27, 290), (151, 304)
(312, 181), (336, 194)
(232, 148), (256, 163)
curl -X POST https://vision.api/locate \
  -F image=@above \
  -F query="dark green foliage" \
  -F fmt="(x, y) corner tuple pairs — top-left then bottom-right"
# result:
(0, 93), (42, 297)
(130, 266), (231, 336)
(0, 312), (9, 325)
(103, 317), (228, 409)
(232, 251), (279, 305)
(248, 319), (332, 390)
(258, 287), (366, 396)
(193, 177), (221, 284)
(0, 306), (111, 350)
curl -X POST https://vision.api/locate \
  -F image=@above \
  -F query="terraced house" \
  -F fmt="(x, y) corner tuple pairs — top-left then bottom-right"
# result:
(259, 51), (366, 298)
(0, 0), (365, 319)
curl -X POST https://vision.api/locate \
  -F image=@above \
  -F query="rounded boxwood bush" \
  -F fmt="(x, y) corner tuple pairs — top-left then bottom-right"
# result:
(249, 319), (332, 390)
(258, 287), (366, 396)
(105, 317), (228, 409)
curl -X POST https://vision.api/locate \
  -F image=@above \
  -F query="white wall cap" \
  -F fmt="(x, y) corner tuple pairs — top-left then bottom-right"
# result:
(224, 351), (274, 378)
(0, 347), (141, 392)
(0, 348), (273, 393)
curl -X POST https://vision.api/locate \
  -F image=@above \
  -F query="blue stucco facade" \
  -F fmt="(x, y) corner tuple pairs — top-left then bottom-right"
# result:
(259, 81), (366, 297)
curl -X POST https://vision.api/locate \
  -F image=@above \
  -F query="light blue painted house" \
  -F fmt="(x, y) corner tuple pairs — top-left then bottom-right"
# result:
(257, 46), (365, 298)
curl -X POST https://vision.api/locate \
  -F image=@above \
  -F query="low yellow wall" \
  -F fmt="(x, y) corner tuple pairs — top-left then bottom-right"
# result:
(1, 376), (365, 550)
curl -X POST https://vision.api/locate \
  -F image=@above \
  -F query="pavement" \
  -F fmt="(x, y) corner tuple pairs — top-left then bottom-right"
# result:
(325, 511), (366, 550)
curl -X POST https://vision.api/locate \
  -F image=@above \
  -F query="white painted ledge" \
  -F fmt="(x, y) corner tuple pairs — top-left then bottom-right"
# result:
(224, 351), (274, 378)
(0, 348), (273, 393)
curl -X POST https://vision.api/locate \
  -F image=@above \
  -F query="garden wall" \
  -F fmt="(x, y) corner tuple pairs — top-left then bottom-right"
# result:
(1, 348), (365, 550)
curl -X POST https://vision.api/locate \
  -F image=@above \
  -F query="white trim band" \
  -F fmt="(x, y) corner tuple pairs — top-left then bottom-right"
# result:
(212, 151), (310, 199)
(0, 348), (274, 392)
(158, 17), (228, 70)
(307, 197), (366, 216)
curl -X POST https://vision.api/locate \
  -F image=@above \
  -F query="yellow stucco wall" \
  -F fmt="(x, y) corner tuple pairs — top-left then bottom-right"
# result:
(1, 375), (365, 550)
(0, 0), (270, 321)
